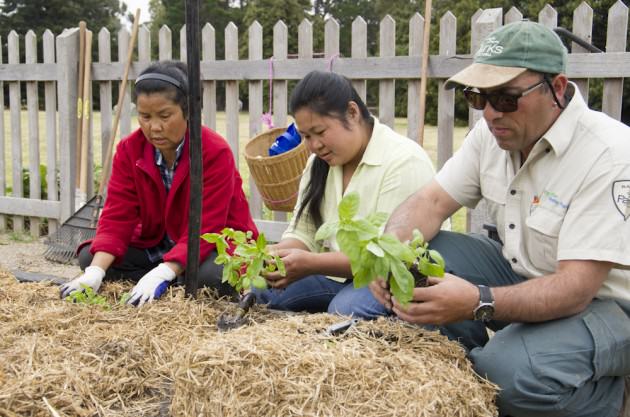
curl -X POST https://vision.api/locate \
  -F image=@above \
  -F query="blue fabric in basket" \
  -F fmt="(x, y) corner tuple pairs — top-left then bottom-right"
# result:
(269, 123), (302, 156)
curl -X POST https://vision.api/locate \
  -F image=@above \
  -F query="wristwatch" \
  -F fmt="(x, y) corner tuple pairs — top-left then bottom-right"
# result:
(473, 285), (495, 322)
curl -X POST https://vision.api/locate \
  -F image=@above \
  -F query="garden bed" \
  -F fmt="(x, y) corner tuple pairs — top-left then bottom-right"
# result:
(0, 266), (497, 416)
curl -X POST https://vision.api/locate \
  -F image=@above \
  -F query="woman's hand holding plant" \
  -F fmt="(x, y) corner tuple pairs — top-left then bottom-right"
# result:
(264, 247), (313, 289)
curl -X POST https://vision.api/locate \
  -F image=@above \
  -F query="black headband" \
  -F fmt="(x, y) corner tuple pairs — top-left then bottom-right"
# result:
(135, 73), (183, 90)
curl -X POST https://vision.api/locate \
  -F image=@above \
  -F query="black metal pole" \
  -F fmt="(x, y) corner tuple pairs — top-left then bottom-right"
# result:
(185, 0), (201, 298)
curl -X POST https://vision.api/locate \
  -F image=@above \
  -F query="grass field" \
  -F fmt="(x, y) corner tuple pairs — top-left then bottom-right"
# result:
(2, 110), (468, 232)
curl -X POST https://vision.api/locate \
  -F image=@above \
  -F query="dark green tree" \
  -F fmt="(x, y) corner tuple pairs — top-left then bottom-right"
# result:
(0, 0), (123, 39)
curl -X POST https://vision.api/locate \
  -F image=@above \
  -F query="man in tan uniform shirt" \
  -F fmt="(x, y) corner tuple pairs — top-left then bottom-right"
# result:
(369, 21), (630, 417)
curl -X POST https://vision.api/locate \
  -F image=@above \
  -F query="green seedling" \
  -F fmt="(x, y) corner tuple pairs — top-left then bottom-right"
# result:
(65, 284), (111, 309)
(315, 192), (444, 305)
(202, 228), (286, 292)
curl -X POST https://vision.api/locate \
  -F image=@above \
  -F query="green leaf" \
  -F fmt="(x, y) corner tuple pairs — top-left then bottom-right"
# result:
(200, 232), (220, 243)
(256, 233), (267, 251)
(410, 229), (425, 247)
(242, 277), (251, 289)
(374, 255), (390, 279)
(215, 254), (229, 265)
(389, 274), (413, 305)
(353, 266), (374, 288)
(419, 260), (445, 278)
(429, 250), (446, 269)
(252, 276), (267, 289)
(221, 266), (230, 283)
(389, 257), (414, 304)
(378, 234), (415, 263)
(366, 241), (384, 257)
(366, 211), (389, 228)
(347, 218), (380, 241)
(315, 221), (339, 242)
(338, 192), (360, 222)
(249, 256), (264, 279)
(275, 256), (286, 276)
(337, 230), (361, 266)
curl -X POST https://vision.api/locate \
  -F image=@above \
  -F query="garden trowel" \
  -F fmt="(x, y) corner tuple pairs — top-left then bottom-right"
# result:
(217, 292), (257, 331)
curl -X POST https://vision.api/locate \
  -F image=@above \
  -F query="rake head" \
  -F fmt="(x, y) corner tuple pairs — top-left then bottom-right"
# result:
(43, 197), (101, 264)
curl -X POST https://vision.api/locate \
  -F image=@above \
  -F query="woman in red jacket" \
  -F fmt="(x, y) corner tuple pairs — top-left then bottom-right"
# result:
(60, 61), (258, 306)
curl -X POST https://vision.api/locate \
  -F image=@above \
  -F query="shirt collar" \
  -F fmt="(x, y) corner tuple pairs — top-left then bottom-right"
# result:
(154, 138), (186, 167)
(540, 82), (587, 157)
(358, 117), (388, 167)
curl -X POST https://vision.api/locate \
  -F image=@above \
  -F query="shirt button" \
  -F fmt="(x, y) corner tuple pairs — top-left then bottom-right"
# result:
(511, 258), (518, 264)
(509, 223), (515, 229)
(510, 189), (516, 195)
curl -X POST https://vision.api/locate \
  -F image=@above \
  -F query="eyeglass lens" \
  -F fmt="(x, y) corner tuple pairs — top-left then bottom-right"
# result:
(463, 90), (519, 112)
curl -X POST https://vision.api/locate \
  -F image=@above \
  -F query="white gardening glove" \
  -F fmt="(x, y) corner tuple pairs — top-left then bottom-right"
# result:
(59, 265), (106, 299)
(127, 263), (177, 307)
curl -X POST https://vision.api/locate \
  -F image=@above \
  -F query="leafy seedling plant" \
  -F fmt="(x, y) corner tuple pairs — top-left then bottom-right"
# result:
(65, 284), (111, 310)
(202, 228), (286, 292)
(315, 192), (445, 305)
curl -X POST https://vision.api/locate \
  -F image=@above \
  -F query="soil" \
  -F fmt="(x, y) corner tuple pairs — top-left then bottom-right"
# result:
(0, 233), (80, 282)
(410, 263), (428, 288)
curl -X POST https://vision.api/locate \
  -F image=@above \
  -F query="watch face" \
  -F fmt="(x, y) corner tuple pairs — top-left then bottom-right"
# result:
(475, 304), (494, 322)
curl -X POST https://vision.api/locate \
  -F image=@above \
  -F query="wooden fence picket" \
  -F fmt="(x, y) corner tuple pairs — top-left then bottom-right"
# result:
(272, 20), (289, 222)
(602, 1), (628, 119)
(351, 17), (368, 102)
(247, 20), (264, 219)
(26, 30), (40, 237)
(202, 23), (217, 130)
(379, 15), (396, 128)
(43, 30), (58, 234)
(437, 12), (456, 170)
(571, 3), (594, 101)
(9, 31), (24, 233)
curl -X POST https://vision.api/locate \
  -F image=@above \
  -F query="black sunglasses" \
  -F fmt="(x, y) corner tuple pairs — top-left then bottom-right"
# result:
(463, 79), (545, 113)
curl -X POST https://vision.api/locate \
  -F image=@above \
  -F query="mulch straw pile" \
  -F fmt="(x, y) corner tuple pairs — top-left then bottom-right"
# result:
(0, 270), (498, 417)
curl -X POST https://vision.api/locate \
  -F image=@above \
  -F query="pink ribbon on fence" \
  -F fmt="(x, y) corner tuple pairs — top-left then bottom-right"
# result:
(327, 53), (339, 72)
(261, 56), (274, 129)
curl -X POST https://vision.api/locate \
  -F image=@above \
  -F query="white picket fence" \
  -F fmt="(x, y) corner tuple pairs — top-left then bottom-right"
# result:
(0, 3), (627, 241)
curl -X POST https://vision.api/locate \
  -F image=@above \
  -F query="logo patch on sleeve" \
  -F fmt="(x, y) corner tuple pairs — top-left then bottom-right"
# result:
(612, 180), (630, 220)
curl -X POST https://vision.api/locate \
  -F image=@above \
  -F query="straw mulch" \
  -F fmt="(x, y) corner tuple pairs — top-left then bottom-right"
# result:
(0, 270), (498, 417)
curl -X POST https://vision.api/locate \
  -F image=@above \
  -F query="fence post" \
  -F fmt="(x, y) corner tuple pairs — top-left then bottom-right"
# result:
(55, 28), (80, 223)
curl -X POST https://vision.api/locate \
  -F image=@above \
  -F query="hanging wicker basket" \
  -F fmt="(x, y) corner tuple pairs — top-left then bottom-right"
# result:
(244, 127), (310, 212)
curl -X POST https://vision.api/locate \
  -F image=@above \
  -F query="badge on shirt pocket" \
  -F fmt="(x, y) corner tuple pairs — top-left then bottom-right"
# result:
(612, 180), (630, 221)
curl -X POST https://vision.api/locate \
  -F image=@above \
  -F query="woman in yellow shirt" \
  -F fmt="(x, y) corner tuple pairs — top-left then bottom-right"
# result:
(254, 70), (438, 318)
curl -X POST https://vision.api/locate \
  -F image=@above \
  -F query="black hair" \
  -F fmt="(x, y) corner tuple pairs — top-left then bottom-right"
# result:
(290, 70), (373, 228)
(133, 60), (189, 117)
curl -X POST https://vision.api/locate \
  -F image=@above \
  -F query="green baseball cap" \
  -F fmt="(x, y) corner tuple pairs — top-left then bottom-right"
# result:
(445, 21), (568, 89)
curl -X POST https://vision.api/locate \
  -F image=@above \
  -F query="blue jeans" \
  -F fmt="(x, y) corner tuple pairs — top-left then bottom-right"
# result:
(252, 274), (389, 318)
